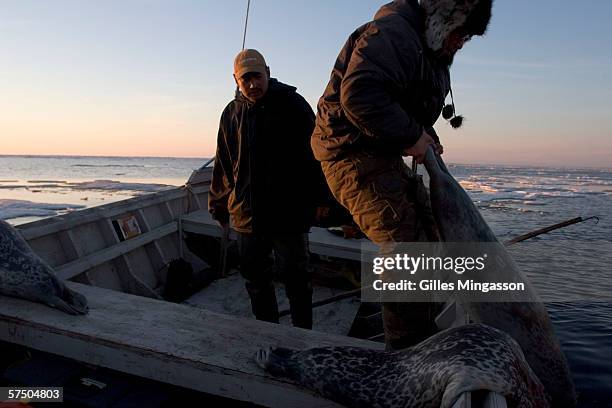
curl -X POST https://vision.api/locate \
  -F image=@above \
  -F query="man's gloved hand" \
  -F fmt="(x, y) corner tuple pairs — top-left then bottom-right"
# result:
(211, 204), (230, 227)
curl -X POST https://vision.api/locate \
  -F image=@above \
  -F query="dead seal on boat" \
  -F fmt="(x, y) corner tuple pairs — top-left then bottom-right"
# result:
(421, 147), (576, 407)
(257, 323), (549, 408)
(0, 219), (88, 315)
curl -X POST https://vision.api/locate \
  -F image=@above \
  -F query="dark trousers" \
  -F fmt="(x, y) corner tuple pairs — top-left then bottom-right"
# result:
(322, 152), (441, 349)
(238, 232), (313, 329)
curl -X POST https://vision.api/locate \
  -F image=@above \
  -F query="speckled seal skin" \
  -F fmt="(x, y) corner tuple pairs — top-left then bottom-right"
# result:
(0, 219), (88, 315)
(422, 147), (576, 407)
(256, 323), (549, 408)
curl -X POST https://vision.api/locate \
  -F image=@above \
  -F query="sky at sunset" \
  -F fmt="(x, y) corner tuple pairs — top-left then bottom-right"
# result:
(1, 0), (611, 167)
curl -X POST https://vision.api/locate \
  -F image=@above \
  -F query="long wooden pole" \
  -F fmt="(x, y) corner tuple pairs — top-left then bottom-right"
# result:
(504, 216), (598, 245)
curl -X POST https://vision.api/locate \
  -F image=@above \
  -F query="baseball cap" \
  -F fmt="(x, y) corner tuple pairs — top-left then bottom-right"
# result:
(233, 49), (267, 79)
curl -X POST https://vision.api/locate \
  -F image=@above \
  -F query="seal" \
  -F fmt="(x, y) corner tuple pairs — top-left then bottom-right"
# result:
(421, 147), (576, 407)
(257, 323), (549, 408)
(0, 219), (88, 315)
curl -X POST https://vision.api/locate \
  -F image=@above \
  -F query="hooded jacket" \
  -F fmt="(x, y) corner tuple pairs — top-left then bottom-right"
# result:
(310, 0), (490, 161)
(208, 79), (324, 233)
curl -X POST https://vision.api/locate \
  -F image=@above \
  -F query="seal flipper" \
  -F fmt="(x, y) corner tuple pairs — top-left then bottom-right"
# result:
(51, 286), (89, 315)
(255, 347), (302, 379)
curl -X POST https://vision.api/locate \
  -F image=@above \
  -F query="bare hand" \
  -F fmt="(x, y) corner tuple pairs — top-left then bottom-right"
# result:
(403, 131), (435, 163)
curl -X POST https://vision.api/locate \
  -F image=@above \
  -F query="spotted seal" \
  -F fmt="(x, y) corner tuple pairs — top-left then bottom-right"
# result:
(257, 323), (549, 408)
(422, 147), (575, 406)
(0, 219), (88, 315)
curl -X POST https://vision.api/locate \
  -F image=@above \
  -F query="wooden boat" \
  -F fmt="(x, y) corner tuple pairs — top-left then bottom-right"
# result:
(0, 165), (507, 408)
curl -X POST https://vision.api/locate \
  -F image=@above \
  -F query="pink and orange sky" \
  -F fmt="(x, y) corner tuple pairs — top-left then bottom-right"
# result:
(1, 0), (611, 167)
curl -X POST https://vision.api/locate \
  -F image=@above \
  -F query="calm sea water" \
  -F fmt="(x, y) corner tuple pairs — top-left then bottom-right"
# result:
(0, 155), (208, 223)
(1, 155), (611, 406)
(446, 163), (612, 407)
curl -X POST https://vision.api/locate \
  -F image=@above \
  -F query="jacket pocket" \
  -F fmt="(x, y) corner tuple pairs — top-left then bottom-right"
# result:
(350, 153), (402, 185)
(369, 174), (403, 229)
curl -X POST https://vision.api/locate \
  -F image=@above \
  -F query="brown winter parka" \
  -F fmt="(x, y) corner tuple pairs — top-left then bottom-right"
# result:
(311, 0), (450, 161)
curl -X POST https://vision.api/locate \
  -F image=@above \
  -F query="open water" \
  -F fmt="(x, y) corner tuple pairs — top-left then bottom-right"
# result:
(1, 155), (610, 406)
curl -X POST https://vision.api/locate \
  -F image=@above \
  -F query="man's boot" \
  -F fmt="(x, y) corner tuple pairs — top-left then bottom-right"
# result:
(246, 283), (280, 324)
(289, 295), (312, 329)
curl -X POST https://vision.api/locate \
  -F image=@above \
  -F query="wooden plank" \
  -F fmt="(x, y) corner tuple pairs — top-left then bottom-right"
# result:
(180, 210), (377, 261)
(483, 392), (508, 408)
(139, 203), (173, 229)
(435, 300), (456, 330)
(114, 255), (162, 299)
(62, 230), (85, 260)
(309, 227), (375, 261)
(18, 185), (208, 241)
(79, 262), (124, 292)
(97, 218), (160, 297)
(25, 234), (70, 269)
(137, 209), (168, 283)
(55, 222), (178, 280)
(449, 389), (507, 408)
(180, 209), (232, 238)
(435, 299), (471, 331)
(451, 392), (471, 408)
(164, 202), (175, 220)
(186, 168), (213, 186)
(167, 197), (188, 221)
(184, 184), (203, 210)
(0, 283), (381, 407)
(62, 230), (93, 285)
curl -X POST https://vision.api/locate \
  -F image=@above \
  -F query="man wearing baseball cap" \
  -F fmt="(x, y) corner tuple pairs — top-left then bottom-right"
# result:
(208, 49), (327, 329)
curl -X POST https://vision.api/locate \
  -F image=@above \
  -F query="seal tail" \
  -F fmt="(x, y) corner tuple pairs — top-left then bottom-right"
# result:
(423, 145), (452, 176)
(51, 286), (89, 315)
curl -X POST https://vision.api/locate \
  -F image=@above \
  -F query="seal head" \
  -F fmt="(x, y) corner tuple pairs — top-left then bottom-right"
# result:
(0, 220), (88, 315)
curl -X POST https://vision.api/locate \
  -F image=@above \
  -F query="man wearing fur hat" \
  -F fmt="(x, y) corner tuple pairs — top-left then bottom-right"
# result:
(311, 0), (493, 349)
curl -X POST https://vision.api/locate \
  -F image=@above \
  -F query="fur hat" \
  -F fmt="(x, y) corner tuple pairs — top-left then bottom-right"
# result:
(420, 0), (493, 52)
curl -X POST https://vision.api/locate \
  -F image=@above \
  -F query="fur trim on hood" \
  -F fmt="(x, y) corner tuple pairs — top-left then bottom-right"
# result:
(420, 0), (492, 52)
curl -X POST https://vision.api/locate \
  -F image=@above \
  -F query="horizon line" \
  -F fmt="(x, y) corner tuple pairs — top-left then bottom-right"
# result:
(1, 153), (610, 171)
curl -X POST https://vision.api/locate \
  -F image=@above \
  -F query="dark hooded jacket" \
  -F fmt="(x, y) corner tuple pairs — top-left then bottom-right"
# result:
(310, 0), (451, 161)
(209, 79), (324, 233)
